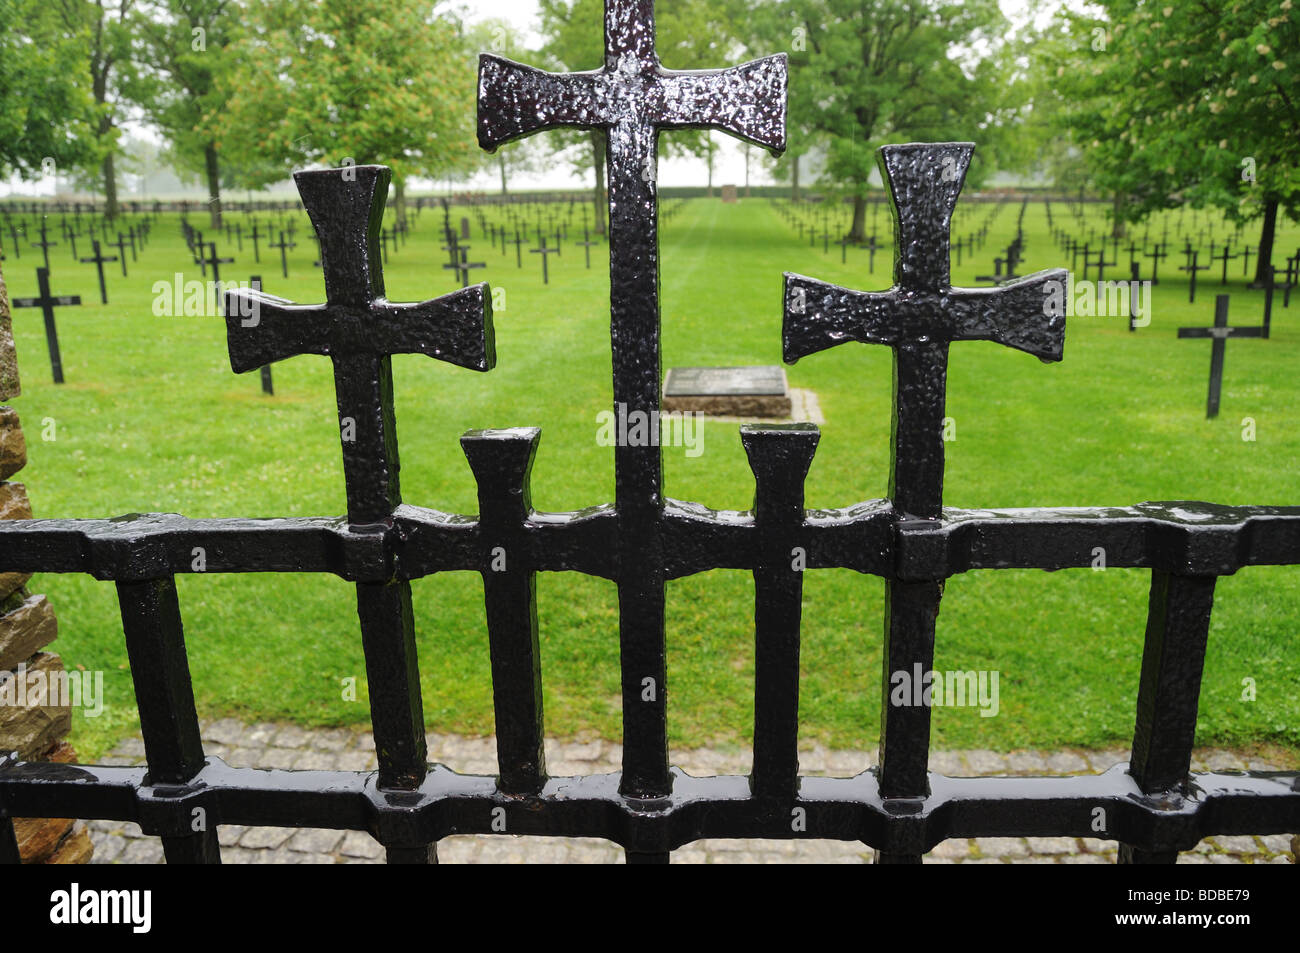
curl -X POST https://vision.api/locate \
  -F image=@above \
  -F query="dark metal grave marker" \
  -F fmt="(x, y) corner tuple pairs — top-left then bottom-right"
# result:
(30, 219), (57, 271)
(1181, 247), (1208, 303)
(110, 233), (131, 276)
(1177, 294), (1262, 418)
(530, 237), (558, 284)
(10, 266), (77, 383)
(78, 239), (118, 304)
(269, 230), (295, 279)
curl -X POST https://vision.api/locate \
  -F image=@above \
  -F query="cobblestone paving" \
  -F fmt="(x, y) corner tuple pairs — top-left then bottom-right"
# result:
(85, 721), (1297, 864)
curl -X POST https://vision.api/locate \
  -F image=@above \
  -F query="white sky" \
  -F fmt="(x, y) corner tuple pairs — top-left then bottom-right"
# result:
(3, 0), (1060, 197)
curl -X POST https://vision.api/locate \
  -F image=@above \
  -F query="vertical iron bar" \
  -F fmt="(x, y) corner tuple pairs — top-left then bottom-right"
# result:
(743, 424), (819, 799)
(333, 354), (433, 863)
(462, 428), (546, 794)
(117, 577), (221, 864)
(1118, 571), (1216, 864)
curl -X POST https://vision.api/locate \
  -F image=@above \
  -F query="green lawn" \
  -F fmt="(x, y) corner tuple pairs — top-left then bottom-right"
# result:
(3, 184), (1299, 763)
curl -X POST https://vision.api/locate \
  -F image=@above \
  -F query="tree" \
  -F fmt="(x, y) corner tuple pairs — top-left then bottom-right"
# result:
(1049, 1), (1300, 285)
(130, 0), (240, 228)
(55, 0), (137, 219)
(0, 0), (99, 180)
(755, 0), (1016, 240)
(214, 0), (479, 225)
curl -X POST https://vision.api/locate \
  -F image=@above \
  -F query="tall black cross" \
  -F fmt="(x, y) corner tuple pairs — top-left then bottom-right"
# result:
(249, 221), (263, 263)
(30, 219), (57, 271)
(10, 267), (79, 383)
(78, 239), (118, 304)
(530, 236), (559, 284)
(1215, 243), (1238, 285)
(508, 228), (527, 268)
(110, 233), (131, 277)
(1177, 294), (1262, 418)
(223, 167), (494, 861)
(1180, 247), (1209, 303)
(576, 226), (598, 269)
(269, 230), (295, 279)
(200, 241), (235, 308)
(478, 0), (786, 808)
(783, 143), (1066, 862)
(1145, 241), (1167, 285)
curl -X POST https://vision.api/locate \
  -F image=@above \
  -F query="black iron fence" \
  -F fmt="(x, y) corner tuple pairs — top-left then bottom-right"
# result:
(1, 0), (1296, 864)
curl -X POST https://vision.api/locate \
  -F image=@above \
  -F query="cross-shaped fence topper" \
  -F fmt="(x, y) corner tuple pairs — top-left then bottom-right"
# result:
(223, 165), (495, 525)
(783, 143), (1067, 520)
(477, 0), (786, 803)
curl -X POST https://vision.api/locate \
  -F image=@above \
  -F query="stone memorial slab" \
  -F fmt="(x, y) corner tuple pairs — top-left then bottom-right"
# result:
(720, 184), (738, 203)
(663, 365), (791, 417)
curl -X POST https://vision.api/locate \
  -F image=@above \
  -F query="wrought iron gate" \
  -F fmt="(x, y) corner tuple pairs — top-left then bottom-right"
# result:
(1, 0), (1297, 864)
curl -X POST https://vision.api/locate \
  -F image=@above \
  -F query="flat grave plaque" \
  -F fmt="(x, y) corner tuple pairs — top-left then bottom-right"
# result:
(663, 365), (791, 417)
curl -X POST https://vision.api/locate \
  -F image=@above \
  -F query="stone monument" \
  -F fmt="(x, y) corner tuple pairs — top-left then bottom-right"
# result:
(662, 365), (792, 417)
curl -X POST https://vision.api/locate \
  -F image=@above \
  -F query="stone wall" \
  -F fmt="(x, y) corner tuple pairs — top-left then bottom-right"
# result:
(0, 259), (93, 863)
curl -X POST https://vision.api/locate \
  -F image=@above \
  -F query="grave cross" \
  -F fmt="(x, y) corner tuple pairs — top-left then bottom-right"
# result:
(1145, 242), (1167, 285)
(1214, 243), (1238, 285)
(78, 239), (119, 304)
(478, 0), (786, 803)
(1180, 247), (1209, 303)
(782, 144), (1066, 851)
(1177, 294), (1262, 418)
(10, 266), (79, 383)
(110, 233), (131, 276)
(508, 228), (527, 268)
(530, 236), (559, 284)
(269, 230), (295, 279)
(200, 241), (235, 308)
(249, 221), (263, 263)
(30, 219), (57, 271)
(576, 226), (598, 269)
(5, 224), (21, 260)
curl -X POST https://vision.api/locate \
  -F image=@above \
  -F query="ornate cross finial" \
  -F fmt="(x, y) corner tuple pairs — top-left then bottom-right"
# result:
(224, 165), (495, 526)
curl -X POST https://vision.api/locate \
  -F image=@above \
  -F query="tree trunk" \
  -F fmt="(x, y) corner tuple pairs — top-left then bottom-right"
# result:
(591, 130), (607, 235)
(499, 154), (508, 195)
(848, 193), (866, 242)
(1110, 191), (1125, 239)
(102, 152), (118, 221)
(1252, 195), (1280, 287)
(792, 154), (800, 203)
(394, 176), (408, 229)
(205, 142), (223, 230)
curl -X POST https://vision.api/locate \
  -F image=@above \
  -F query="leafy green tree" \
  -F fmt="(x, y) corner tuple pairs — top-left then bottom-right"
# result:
(130, 0), (239, 228)
(753, 0), (1016, 239)
(214, 0), (478, 225)
(52, 0), (137, 219)
(0, 0), (99, 179)
(1050, 1), (1300, 284)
